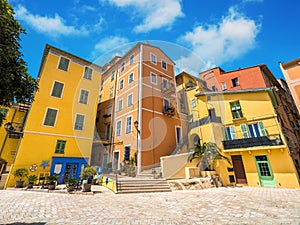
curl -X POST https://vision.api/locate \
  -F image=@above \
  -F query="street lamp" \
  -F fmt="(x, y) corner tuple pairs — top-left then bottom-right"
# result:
(134, 120), (141, 174)
(134, 120), (140, 134)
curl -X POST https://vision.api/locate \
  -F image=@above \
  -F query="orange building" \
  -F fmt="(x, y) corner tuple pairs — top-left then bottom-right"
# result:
(280, 58), (300, 113)
(96, 42), (186, 173)
(200, 65), (300, 176)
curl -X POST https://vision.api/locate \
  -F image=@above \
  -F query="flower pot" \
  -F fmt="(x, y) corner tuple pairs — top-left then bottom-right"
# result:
(15, 180), (24, 188)
(48, 184), (56, 190)
(27, 183), (34, 189)
(83, 183), (91, 192)
(67, 185), (75, 192)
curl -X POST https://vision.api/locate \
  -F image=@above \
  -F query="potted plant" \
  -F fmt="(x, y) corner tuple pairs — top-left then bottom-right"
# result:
(188, 142), (231, 177)
(80, 166), (96, 192)
(47, 174), (58, 190)
(65, 177), (78, 192)
(27, 175), (38, 188)
(13, 168), (28, 188)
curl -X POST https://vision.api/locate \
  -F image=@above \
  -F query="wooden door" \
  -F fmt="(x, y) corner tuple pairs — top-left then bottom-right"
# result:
(231, 155), (247, 184)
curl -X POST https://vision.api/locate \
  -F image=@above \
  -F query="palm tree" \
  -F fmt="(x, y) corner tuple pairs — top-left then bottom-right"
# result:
(188, 142), (231, 171)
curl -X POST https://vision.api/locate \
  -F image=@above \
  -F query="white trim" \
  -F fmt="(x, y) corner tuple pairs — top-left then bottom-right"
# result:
(113, 150), (120, 170)
(162, 77), (168, 89)
(118, 98), (123, 112)
(150, 72), (157, 85)
(137, 44), (143, 174)
(129, 54), (135, 65)
(115, 108), (137, 120)
(150, 52), (157, 65)
(120, 62), (125, 72)
(143, 63), (173, 79)
(23, 130), (93, 140)
(128, 72), (134, 84)
(74, 113), (85, 131)
(42, 107), (59, 127)
(127, 93), (133, 107)
(117, 83), (138, 97)
(50, 80), (65, 99)
(118, 64), (139, 79)
(79, 88), (89, 105)
(57, 56), (70, 72)
(125, 115), (133, 134)
(161, 59), (167, 70)
(175, 126), (182, 144)
(116, 120), (122, 137)
(119, 79), (124, 90)
(83, 66), (93, 80)
(143, 83), (176, 98)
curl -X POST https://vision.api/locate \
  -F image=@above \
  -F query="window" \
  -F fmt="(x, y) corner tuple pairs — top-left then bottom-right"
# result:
(163, 99), (170, 110)
(83, 67), (92, 80)
(162, 60), (167, 70)
(232, 78), (240, 87)
(128, 73), (134, 84)
(221, 82), (227, 90)
(119, 79), (124, 90)
(127, 94), (133, 107)
(258, 121), (267, 136)
(111, 70), (115, 81)
(79, 89), (89, 104)
(150, 53), (157, 64)
(120, 62), (125, 72)
(162, 78), (168, 89)
(51, 81), (64, 98)
(74, 114), (85, 130)
(109, 87), (114, 98)
(124, 146), (130, 161)
(116, 121), (122, 137)
(191, 99), (196, 108)
(226, 126), (237, 140)
(125, 116), (132, 134)
(129, 55), (134, 65)
(58, 57), (70, 71)
(118, 99), (123, 112)
(248, 123), (260, 138)
(211, 85), (217, 91)
(100, 79), (104, 91)
(98, 94), (102, 104)
(0, 108), (8, 120)
(240, 124), (249, 138)
(55, 140), (66, 154)
(106, 124), (110, 140)
(43, 108), (58, 126)
(151, 73), (157, 84)
(230, 101), (243, 119)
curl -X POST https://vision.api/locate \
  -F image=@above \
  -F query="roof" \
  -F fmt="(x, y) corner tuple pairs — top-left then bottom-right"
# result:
(195, 87), (273, 97)
(280, 58), (300, 69)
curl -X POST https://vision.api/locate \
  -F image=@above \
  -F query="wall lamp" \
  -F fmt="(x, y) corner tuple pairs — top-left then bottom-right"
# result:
(134, 120), (140, 134)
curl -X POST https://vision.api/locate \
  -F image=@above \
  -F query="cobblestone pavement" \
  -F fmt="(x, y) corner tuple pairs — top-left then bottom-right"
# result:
(0, 186), (299, 225)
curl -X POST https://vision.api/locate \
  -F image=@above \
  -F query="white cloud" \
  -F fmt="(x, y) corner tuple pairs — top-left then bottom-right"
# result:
(94, 36), (130, 53)
(178, 7), (261, 73)
(105, 0), (184, 33)
(15, 5), (89, 37)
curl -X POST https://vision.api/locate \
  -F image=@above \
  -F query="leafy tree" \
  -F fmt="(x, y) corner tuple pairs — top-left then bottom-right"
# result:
(188, 142), (231, 171)
(0, 0), (38, 125)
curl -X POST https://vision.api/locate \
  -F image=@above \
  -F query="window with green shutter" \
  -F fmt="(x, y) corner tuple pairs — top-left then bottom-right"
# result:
(258, 121), (267, 136)
(55, 140), (66, 154)
(51, 81), (64, 98)
(230, 101), (243, 119)
(240, 124), (249, 138)
(58, 57), (70, 71)
(0, 108), (8, 119)
(43, 108), (58, 126)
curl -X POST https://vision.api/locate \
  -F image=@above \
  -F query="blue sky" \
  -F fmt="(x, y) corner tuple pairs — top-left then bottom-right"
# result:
(8, 0), (300, 79)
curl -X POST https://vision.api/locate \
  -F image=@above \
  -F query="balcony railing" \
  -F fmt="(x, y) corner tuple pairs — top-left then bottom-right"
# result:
(222, 134), (283, 150)
(4, 122), (24, 138)
(161, 83), (175, 95)
(163, 106), (175, 117)
(189, 116), (222, 129)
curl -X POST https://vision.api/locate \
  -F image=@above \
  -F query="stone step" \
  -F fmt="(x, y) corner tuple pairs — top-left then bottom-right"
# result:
(117, 188), (171, 194)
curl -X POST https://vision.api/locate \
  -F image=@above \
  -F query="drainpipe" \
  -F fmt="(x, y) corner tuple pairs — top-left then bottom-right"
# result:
(137, 44), (143, 174)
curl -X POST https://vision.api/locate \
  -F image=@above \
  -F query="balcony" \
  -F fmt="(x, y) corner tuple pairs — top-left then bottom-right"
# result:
(4, 122), (24, 138)
(163, 106), (175, 117)
(222, 134), (284, 150)
(189, 116), (222, 129)
(161, 83), (175, 95)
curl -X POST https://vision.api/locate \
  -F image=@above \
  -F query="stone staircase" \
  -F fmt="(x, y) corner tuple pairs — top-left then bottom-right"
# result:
(116, 178), (171, 194)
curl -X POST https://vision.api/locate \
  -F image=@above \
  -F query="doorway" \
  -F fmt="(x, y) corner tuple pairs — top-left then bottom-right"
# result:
(113, 151), (120, 171)
(231, 155), (247, 184)
(255, 155), (276, 187)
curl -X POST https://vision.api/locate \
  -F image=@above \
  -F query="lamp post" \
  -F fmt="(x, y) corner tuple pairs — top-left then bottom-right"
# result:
(134, 120), (141, 174)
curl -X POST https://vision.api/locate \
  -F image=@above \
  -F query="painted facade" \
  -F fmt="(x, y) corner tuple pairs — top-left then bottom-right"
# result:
(4, 45), (101, 187)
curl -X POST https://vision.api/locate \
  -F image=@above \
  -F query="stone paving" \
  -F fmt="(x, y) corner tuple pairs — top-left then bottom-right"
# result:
(0, 186), (299, 225)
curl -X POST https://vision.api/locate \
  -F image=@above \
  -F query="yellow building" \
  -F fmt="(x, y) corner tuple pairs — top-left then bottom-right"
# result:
(96, 42), (187, 174)
(194, 88), (300, 188)
(5, 45), (101, 187)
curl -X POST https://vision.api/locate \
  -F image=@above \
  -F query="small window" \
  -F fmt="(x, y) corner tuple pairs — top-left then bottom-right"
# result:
(0, 108), (8, 120)
(124, 146), (130, 161)
(162, 60), (167, 70)
(109, 87), (114, 98)
(221, 82), (227, 90)
(116, 121), (122, 137)
(120, 79), (124, 90)
(150, 53), (157, 64)
(51, 81), (64, 98)
(162, 79), (168, 89)
(43, 108), (58, 127)
(151, 73), (157, 84)
(163, 98), (170, 109)
(120, 62), (125, 72)
(83, 67), (92, 80)
(55, 140), (66, 154)
(98, 94), (102, 104)
(118, 99), (123, 112)
(100, 79), (104, 91)
(58, 57), (70, 71)
(79, 89), (89, 104)
(232, 78), (240, 87)
(128, 73), (134, 84)
(191, 99), (196, 108)
(211, 85), (217, 91)
(74, 114), (85, 130)
(127, 94), (133, 107)
(230, 101), (243, 119)
(126, 116), (132, 134)
(129, 55), (134, 65)
(111, 71), (115, 81)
